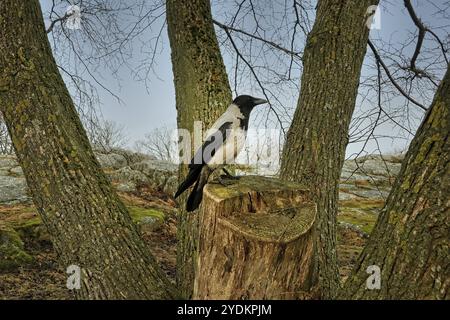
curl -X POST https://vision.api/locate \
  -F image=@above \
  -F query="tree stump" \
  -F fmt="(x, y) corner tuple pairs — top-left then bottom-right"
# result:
(193, 176), (317, 300)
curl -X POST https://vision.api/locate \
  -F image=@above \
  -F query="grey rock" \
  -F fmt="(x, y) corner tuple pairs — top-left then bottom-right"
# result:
(163, 175), (178, 195)
(0, 155), (29, 203)
(0, 175), (29, 204)
(338, 221), (369, 238)
(138, 216), (163, 232)
(130, 159), (178, 192)
(115, 182), (137, 193)
(110, 148), (155, 165)
(342, 155), (403, 178)
(110, 167), (149, 184)
(356, 154), (404, 163)
(338, 154), (403, 202)
(338, 191), (359, 201)
(340, 187), (389, 201)
(106, 159), (178, 194)
(9, 166), (24, 176)
(340, 154), (403, 190)
(340, 171), (372, 182)
(131, 159), (178, 175)
(357, 159), (401, 177)
(0, 156), (18, 169)
(355, 188), (390, 199)
(0, 151), (179, 204)
(339, 180), (391, 201)
(95, 152), (127, 169)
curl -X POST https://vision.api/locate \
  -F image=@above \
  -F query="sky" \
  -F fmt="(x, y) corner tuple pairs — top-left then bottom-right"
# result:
(39, 0), (449, 161)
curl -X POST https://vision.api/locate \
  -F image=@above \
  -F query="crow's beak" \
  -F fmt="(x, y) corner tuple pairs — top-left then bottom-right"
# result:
(253, 98), (268, 106)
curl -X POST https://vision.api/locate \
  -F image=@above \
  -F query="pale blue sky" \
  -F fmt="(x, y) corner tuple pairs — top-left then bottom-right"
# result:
(39, 0), (449, 158)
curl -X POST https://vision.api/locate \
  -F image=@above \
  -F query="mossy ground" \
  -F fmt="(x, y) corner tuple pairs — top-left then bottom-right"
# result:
(0, 223), (33, 271)
(128, 206), (165, 222)
(0, 183), (178, 299)
(338, 199), (383, 234)
(337, 198), (385, 280)
(0, 180), (385, 298)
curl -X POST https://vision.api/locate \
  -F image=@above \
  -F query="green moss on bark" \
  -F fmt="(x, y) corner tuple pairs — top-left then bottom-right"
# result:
(279, 0), (379, 298)
(166, 0), (232, 298)
(342, 66), (450, 300)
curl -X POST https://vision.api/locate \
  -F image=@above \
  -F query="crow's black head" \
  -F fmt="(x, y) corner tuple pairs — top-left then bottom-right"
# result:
(233, 95), (267, 115)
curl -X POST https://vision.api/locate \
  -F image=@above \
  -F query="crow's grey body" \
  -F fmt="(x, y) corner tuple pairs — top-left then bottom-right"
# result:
(174, 95), (267, 212)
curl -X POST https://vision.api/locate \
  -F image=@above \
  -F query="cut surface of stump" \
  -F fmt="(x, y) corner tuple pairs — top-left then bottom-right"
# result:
(194, 175), (317, 300)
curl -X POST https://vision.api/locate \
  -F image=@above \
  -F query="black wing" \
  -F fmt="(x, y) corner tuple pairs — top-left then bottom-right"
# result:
(189, 121), (233, 168)
(174, 121), (232, 198)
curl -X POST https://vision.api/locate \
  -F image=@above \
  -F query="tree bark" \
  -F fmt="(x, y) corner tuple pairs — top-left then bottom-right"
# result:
(166, 0), (232, 298)
(194, 176), (318, 299)
(0, 0), (177, 299)
(279, 0), (378, 298)
(342, 65), (450, 300)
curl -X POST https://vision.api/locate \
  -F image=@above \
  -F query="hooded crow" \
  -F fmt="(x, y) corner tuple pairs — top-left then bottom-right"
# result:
(174, 95), (268, 212)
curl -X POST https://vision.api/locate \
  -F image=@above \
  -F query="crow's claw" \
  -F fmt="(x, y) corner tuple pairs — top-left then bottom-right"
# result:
(215, 176), (237, 186)
(222, 168), (241, 180)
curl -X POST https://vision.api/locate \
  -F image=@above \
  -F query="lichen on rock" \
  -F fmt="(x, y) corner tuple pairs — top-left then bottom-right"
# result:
(0, 223), (33, 271)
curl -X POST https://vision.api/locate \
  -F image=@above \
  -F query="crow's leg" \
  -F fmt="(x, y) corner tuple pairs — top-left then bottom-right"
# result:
(221, 168), (240, 180)
(216, 175), (237, 186)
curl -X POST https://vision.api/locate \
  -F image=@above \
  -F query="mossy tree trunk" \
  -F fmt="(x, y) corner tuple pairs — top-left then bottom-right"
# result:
(279, 0), (378, 299)
(194, 176), (318, 299)
(0, 0), (177, 299)
(166, 0), (232, 298)
(342, 65), (450, 300)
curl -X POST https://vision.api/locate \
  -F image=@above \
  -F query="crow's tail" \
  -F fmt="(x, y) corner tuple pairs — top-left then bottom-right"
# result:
(174, 164), (203, 199)
(186, 166), (212, 212)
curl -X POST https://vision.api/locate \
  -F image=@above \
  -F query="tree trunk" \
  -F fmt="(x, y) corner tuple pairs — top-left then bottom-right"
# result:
(342, 65), (450, 300)
(166, 0), (232, 298)
(194, 176), (317, 299)
(0, 0), (177, 299)
(279, 0), (378, 298)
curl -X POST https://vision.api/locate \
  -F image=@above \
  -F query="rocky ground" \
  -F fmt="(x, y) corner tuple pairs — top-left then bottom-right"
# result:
(0, 149), (403, 299)
(337, 154), (403, 279)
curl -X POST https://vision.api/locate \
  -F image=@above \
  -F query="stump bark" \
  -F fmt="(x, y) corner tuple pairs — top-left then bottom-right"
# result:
(193, 176), (317, 300)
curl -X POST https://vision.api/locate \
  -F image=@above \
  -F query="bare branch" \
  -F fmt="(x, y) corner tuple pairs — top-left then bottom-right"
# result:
(212, 19), (302, 58)
(221, 26), (287, 135)
(46, 11), (72, 33)
(368, 39), (427, 111)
